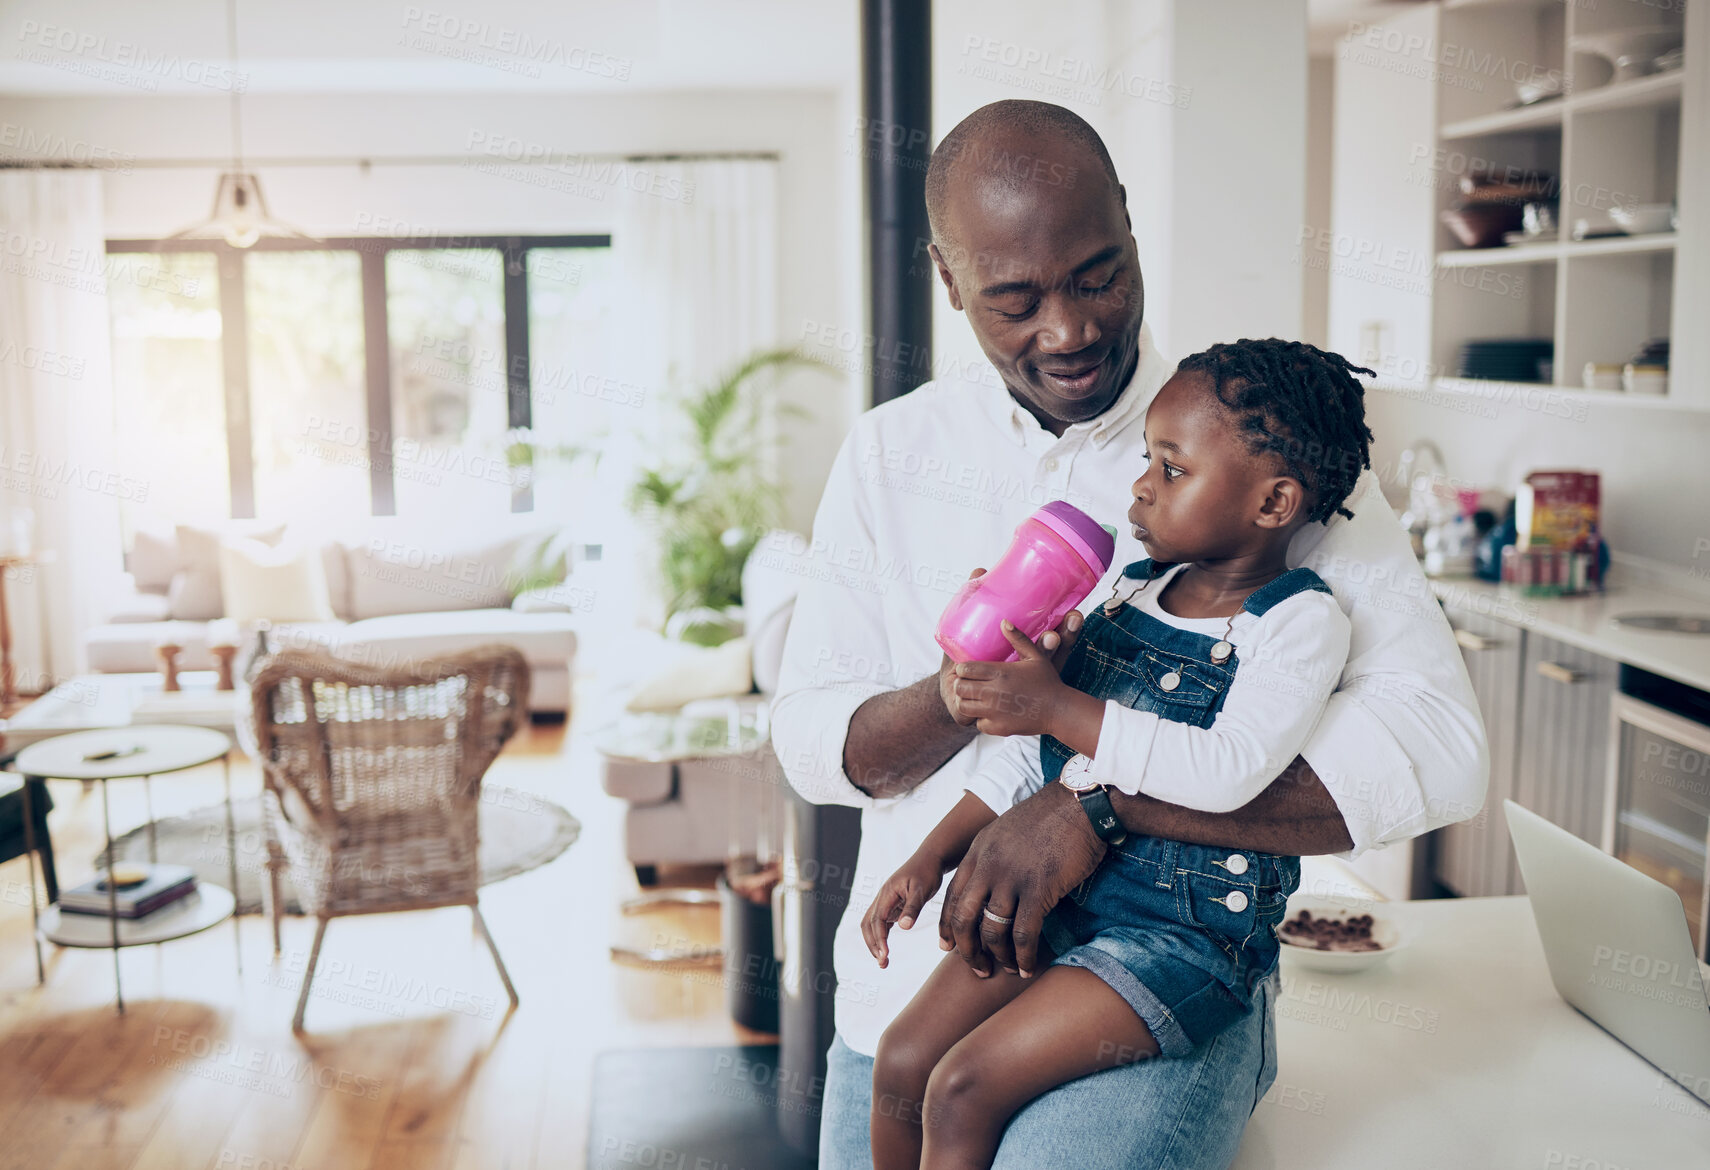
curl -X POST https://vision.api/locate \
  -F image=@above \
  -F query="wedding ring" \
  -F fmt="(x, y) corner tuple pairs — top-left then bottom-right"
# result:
(981, 907), (1015, 926)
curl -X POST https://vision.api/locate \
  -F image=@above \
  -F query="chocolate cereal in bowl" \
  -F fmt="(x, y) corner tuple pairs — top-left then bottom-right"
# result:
(1277, 894), (1407, 973)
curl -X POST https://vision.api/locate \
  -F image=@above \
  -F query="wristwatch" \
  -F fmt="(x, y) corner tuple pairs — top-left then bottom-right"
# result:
(1057, 754), (1127, 845)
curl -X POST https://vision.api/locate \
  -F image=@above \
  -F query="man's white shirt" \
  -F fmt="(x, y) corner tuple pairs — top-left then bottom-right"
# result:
(769, 326), (1488, 1057)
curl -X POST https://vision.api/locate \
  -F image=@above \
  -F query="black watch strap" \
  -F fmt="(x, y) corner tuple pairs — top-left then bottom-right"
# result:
(1077, 786), (1127, 845)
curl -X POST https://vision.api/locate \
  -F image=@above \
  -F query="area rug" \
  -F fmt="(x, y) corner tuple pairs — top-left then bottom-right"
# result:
(587, 1046), (816, 1170)
(100, 786), (580, 915)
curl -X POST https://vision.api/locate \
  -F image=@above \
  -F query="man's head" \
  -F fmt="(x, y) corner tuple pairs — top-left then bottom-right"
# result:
(925, 101), (1143, 435)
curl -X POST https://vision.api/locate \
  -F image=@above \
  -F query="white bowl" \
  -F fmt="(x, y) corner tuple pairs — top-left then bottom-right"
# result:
(1610, 203), (1675, 235)
(1571, 28), (1683, 83)
(1277, 894), (1407, 974)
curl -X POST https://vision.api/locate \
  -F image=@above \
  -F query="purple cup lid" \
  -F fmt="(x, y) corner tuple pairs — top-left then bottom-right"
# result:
(1035, 500), (1115, 573)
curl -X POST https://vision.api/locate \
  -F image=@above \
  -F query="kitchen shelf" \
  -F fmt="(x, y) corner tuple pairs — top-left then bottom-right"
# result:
(1563, 233), (1677, 257)
(1438, 70), (1683, 141)
(1436, 233), (1677, 267)
(1423, 377), (1699, 411)
(1441, 0), (1561, 11)
(1441, 101), (1564, 141)
(1436, 241), (1562, 267)
(1572, 69), (1684, 116)
(1368, 378), (1701, 413)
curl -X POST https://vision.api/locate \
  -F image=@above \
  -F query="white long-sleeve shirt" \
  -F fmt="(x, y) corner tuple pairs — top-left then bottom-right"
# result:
(963, 562), (1352, 817)
(769, 328), (1489, 1056)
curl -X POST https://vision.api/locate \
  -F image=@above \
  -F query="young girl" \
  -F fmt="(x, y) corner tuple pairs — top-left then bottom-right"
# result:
(863, 338), (1375, 1170)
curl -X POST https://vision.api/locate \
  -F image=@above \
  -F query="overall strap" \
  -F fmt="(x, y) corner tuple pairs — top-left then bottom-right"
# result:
(1240, 567), (1333, 618)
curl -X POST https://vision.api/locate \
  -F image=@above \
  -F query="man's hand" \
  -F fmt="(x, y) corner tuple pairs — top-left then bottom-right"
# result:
(938, 782), (1105, 978)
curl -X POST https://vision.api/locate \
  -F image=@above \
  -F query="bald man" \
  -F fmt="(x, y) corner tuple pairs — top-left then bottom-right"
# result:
(772, 100), (1485, 1169)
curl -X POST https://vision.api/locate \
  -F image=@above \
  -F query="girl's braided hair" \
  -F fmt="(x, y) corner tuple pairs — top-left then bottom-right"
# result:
(1175, 338), (1376, 523)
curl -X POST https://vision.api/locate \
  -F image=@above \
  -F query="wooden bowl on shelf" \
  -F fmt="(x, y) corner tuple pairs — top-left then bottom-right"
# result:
(1441, 204), (1523, 249)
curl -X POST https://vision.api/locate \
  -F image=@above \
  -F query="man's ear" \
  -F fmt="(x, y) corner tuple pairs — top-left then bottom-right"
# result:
(1117, 183), (1131, 230)
(927, 242), (964, 312)
(1255, 477), (1308, 529)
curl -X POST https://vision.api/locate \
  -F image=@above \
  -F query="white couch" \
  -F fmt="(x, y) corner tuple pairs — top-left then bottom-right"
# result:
(83, 522), (579, 715)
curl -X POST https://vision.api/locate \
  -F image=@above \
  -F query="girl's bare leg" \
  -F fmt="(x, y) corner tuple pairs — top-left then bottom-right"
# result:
(871, 954), (1033, 1170)
(920, 965), (1160, 1170)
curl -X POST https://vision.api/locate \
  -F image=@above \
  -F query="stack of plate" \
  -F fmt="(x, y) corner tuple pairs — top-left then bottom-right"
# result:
(1456, 338), (1554, 383)
(1631, 338), (1668, 368)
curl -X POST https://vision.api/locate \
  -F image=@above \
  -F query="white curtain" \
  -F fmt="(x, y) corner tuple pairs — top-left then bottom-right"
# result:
(0, 170), (123, 687)
(605, 158), (781, 625)
(614, 158), (780, 405)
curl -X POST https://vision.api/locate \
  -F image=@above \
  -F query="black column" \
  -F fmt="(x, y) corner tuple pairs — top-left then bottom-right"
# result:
(863, 0), (932, 406)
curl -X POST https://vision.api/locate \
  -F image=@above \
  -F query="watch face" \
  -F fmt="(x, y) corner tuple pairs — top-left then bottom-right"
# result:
(1058, 754), (1100, 793)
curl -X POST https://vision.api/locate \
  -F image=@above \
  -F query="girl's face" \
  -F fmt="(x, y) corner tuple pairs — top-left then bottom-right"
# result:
(1127, 371), (1300, 565)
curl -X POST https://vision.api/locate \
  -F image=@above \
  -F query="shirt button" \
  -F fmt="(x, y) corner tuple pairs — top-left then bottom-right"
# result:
(1044, 457), (1059, 472)
(1223, 890), (1249, 913)
(1224, 853), (1249, 876)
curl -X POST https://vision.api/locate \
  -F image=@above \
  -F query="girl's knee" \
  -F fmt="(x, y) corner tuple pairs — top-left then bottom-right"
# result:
(873, 1023), (936, 1103)
(923, 1046), (995, 1122)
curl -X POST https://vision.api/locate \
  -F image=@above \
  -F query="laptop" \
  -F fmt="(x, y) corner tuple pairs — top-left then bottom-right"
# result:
(1506, 799), (1710, 1107)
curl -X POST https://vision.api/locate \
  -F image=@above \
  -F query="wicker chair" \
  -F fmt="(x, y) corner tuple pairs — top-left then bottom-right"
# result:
(249, 644), (529, 1030)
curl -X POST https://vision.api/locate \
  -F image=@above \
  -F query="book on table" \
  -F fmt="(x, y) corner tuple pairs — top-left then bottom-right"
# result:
(59, 863), (198, 919)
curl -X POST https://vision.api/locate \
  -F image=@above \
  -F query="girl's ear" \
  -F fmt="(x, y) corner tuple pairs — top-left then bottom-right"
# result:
(1255, 477), (1307, 529)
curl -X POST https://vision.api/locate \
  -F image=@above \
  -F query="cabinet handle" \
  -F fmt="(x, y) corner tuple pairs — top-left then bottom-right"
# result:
(1536, 661), (1586, 684)
(1454, 629), (1500, 652)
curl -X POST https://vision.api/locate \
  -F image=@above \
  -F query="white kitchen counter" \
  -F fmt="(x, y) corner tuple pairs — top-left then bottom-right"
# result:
(1430, 574), (1710, 693)
(1235, 896), (1710, 1168)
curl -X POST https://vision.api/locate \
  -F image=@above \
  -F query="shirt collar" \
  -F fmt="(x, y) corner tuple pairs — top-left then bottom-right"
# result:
(973, 324), (1169, 449)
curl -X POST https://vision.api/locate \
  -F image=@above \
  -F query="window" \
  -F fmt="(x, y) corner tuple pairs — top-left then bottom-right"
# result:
(108, 252), (228, 523)
(105, 234), (611, 536)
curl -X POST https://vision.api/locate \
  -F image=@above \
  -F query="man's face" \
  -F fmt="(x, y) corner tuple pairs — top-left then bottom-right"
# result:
(929, 140), (1145, 431)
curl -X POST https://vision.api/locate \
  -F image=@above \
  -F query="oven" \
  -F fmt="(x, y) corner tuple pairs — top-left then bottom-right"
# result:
(1604, 670), (1710, 960)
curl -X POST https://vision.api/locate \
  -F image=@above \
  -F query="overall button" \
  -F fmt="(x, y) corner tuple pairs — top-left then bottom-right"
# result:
(1223, 853), (1249, 876)
(1219, 890), (1249, 914)
(1158, 671), (1181, 691)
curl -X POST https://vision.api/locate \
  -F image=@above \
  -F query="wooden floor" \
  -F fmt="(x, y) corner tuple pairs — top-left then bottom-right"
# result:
(0, 687), (768, 1169)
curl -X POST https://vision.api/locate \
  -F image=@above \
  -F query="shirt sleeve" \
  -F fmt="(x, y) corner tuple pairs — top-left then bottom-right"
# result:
(1292, 472), (1490, 857)
(963, 734), (1046, 814)
(1086, 592), (1351, 813)
(768, 423), (894, 809)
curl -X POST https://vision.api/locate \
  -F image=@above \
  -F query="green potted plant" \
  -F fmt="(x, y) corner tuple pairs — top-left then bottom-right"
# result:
(508, 346), (830, 645)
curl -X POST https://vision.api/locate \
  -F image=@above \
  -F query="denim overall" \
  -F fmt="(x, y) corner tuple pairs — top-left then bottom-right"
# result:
(1038, 559), (1329, 1058)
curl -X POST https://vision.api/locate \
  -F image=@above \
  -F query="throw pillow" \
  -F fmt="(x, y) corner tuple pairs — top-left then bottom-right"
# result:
(343, 533), (527, 619)
(218, 538), (337, 624)
(127, 525), (179, 593)
(625, 637), (754, 713)
(169, 522), (285, 620)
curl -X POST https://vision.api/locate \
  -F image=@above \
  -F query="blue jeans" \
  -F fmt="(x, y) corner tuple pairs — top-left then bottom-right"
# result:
(819, 971), (1279, 1170)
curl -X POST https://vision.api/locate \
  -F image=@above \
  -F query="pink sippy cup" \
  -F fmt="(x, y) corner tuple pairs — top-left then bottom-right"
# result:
(935, 501), (1116, 663)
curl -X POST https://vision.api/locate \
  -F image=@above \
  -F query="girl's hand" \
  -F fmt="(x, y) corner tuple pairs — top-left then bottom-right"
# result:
(951, 621), (1074, 738)
(862, 853), (946, 968)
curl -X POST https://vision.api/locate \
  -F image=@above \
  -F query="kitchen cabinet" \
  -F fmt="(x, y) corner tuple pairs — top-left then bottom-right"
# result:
(1436, 604), (1526, 897)
(1511, 631), (1619, 876)
(1331, 0), (1710, 411)
(1434, 606), (1621, 897)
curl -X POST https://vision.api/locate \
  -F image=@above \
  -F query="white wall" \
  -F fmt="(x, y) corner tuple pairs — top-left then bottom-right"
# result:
(930, 0), (1308, 373)
(1366, 391), (1710, 576)
(1303, 55), (1335, 348)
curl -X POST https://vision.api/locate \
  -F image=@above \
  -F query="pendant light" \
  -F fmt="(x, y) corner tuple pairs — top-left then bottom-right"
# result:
(170, 0), (313, 248)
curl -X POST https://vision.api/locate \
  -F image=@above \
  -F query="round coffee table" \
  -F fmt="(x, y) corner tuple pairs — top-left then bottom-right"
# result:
(11, 724), (240, 1012)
